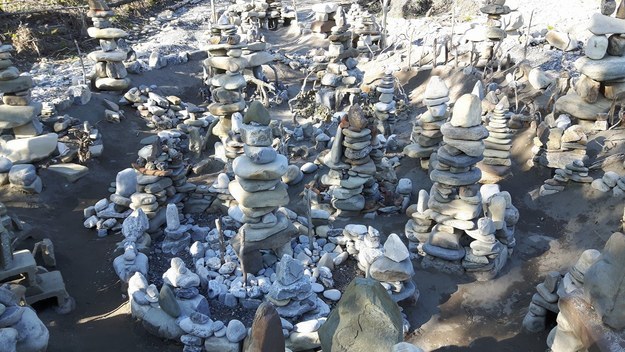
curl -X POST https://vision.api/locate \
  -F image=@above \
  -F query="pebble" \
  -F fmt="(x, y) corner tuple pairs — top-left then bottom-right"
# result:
(323, 289), (341, 301)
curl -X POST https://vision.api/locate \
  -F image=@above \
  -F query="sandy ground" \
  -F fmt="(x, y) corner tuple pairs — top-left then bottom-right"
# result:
(2, 1), (625, 352)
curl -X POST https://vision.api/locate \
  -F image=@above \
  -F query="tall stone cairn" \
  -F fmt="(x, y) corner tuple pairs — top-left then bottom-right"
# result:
(87, 0), (131, 91)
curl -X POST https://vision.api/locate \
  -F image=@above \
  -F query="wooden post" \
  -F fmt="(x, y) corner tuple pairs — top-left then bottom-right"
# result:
(240, 228), (247, 287)
(211, 0), (217, 23)
(407, 28), (415, 70)
(215, 216), (225, 265)
(306, 188), (314, 251)
(523, 10), (535, 61)
(380, 0), (389, 49)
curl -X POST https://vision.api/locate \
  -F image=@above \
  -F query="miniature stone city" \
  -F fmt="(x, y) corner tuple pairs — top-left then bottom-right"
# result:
(0, 0), (624, 351)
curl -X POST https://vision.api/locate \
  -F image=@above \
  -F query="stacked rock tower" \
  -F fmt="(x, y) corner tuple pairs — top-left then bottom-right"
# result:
(404, 76), (449, 169)
(322, 105), (377, 215)
(229, 102), (296, 274)
(479, 96), (515, 182)
(87, 0), (131, 91)
(373, 70), (397, 136)
(0, 40), (43, 138)
(477, 0), (510, 67)
(205, 22), (248, 168)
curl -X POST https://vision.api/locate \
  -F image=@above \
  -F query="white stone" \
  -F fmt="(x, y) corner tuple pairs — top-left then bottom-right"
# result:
(383, 233), (410, 262)
(586, 35), (609, 60)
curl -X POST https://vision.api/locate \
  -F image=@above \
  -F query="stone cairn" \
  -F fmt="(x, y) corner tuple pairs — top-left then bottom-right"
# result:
(368, 233), (419, 303)
(404, 189), (434, 255)
(317, 11), (361, 111)
(266, 255), (318, 319)
(591, 171), (625, 196)
(522, 271), (562, 332)
(311, 3), (339, 35)
(161, 203), (191, 255)
(479, 96), (516, 183)
(266, 0), (282, 30)
(534, 116), (589, 169)
(228, 103), (296, 275)
(403, 76), (449, 169)
(321, 105), (378, 215)
(86, 0), (131, 91)
(204, 21), (248, 169)
(347, 4), (382, 58)
(538, 160), (593, 196)
(476, 0), (510, 68)
(373, 70), (397, 136)
(417, 94), (518, 280)
(0, 286), (49, 352)
(554, 5), (625, 127)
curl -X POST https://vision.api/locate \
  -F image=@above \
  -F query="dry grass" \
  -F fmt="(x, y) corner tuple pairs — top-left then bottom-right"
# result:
(11, 23), (41, 55)
(0, 0), (83, 12)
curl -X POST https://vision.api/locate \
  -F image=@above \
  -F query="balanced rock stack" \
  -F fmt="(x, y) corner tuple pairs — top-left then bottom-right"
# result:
(0, 40), (45, 141)
(554, 6), (625, 124)
(266, 0), (282, 30)
(403, 76), (449, 169)
(162, 257), (208, 316)
(373, 70), (397, 136)
(422, 94), (488, 273)
(204, 22), (248, 168)
(591, 171), (625, 196)
(523, 271), (562, 332)
(209, 172), (236, 208)
(321, 105), (377, 215)
(404, 189), (434, 254)
(311, 3), (339, 34)
(462, 216), (509, 281)
(317, 15), (361, 111)
(479, 96), (516, 183)
(266, 255), (318, 318)
(228, 103), (296, 274)
(348, 4), (381, 57)
(87, 0), (131, 91)
(368, 233), (419, 303)
(161, 203), (191, 255)
(539, 160), (593, 196)
(476, 0), (510, 67)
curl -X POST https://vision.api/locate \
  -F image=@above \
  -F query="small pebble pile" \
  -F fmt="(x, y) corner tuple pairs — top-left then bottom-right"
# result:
(87, 0), (131, 91)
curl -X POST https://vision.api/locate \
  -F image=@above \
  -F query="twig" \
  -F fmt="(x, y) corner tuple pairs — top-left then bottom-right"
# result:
(523, 10), (535, 61)
(306, 188), (314, 251)
(73, 39), (86, 85)
(215, 216), (225, 265)
(239, 228), (247, 287)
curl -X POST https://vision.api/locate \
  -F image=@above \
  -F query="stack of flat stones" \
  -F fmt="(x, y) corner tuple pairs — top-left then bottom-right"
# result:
(204, 23), (247, 168)
(479, 96), (516, 183)
(539, 160), (592, 196)
(266, 0), (282, 30)
(555, 3), (625, 124)
(422, 94), (488, 273)
(403, 76), (449, 169)
(311, 3), (339, 34)
(0, 40), (43, 139)
(209, 172), (235, 208)
(161, 203), (191, 255)
(87, 0), (131, 91)
(537, 123), (589, 169)
(404, 189), (434, 254)
(368, 233), (418, 303)
(267, 255), (318, 318)
(462, 216), (508, 281)
(591, 171), (625, 196)
(523, 271), (562, 332)
(316, 22), (360, 110)
(229, 103), (296, 274)
(373, 71), (397, 136)
(321, 105), (377, 215)
(477, 0), (510, 67)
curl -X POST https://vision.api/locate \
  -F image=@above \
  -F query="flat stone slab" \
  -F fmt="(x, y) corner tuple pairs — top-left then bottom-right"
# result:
(555, 93), (611, 121)
(574, 55), (625, 82)
(0, 102), (41, 129)
(0, 133), (58, 164)
(47, 163), (89, 182)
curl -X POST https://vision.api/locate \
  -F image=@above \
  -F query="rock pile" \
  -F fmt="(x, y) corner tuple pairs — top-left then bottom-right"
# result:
(373, 70), (397, 136)
(321, 105), (378, 215)
(403, 76), (449, 169)
(267, 255), (318, 319)
(535, 118), (589, 169)
(86, 0), (131, 91)
(479, 96), (517, 183)
(473, 0), (511, 67)
(113, 244), (149, 284)
(554, 8), (625, 124)
(311, 3), (339, 34)
(404, 190), (434, 254)
(162, 203), (191, 255)
(538, 160), (593, 196)
(368, 233), (418, 303)
(229, 103), (296, 274)
(347, 4), (381, 58)
(0, 286), (49, 352)
(523, 271), (562, 332)
(591, 171), (625, 196)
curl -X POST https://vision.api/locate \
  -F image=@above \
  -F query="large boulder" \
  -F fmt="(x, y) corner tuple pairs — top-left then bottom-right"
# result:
(583, 232), (625, 329)
(318, 277), (403, 352)
(242, 302), (285, 351)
